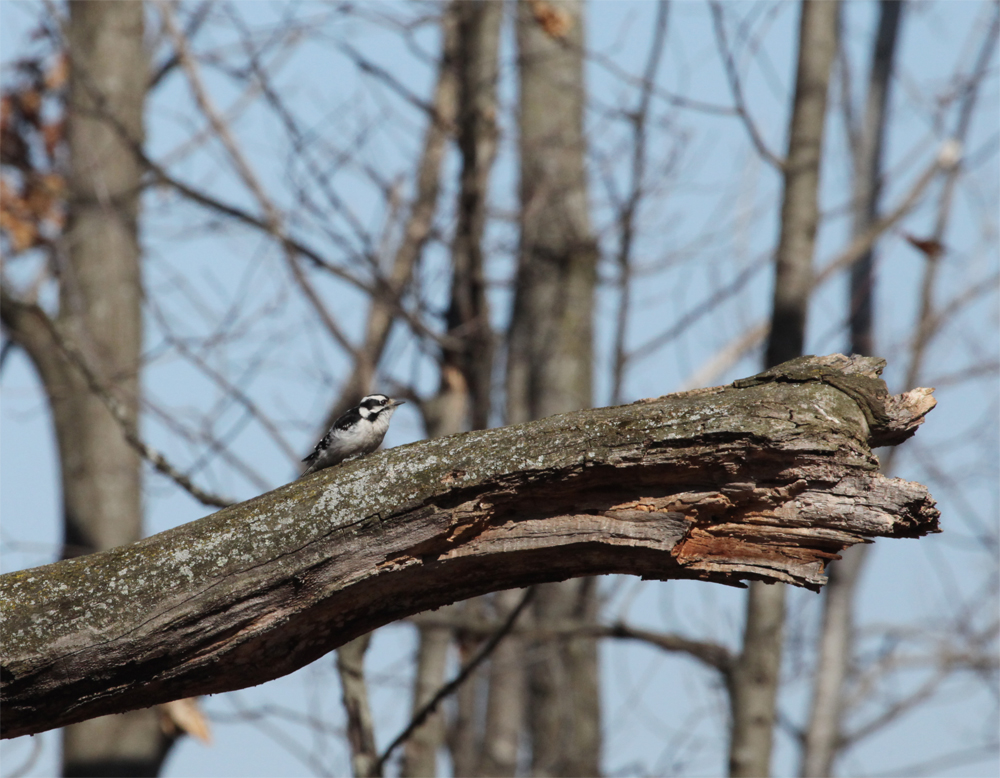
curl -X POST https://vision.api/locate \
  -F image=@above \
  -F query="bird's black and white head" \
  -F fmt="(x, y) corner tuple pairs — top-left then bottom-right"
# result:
(300, 394), (406, 477)
(356, 394), (404, 422)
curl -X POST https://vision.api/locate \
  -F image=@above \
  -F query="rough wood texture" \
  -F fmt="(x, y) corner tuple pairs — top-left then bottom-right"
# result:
(0, 355), (939, 739)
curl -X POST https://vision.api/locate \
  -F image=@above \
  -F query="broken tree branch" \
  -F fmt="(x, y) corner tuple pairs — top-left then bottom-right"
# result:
(0, 355), (938, 739)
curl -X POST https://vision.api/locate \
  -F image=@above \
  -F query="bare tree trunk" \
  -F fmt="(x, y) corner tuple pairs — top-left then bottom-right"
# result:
(477, 589), (527, 777)
(445, 0), (502, 430)
(402, 623), (453, 777)
(405, 4), (504, 774)
(338, 634), (380, 778)
(449, 599), (488, 778)
(48, 2), (170, 776)
(728, 581), (789, 778)
(327, 3), (460, 424)
(510, 2), (601, 775)
(801, 4), (902, 777)
(731, 2), (839, 777)
(764, 0), (839, 369)
(611, 0), (670, 406)
(2, 353), (941, 740)
(508, 0), (597, 425)
(846, 0), (902, 359)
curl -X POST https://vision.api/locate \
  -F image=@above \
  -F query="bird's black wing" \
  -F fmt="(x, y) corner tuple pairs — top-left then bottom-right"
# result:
(301, 406), (363, 464)
(333, 406), (363, 430)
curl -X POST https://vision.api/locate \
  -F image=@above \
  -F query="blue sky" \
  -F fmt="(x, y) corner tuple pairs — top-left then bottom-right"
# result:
(2, 2), (998, 776)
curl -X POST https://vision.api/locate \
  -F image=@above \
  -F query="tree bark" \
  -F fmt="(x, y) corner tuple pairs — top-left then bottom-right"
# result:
(764, 0), (840, 368)
(60, 0), (146, 561)
(801, 5), (903, 777)
(732, 3), (840, 777)
(444, 0), (502, 431)
(404, 7), (505, 771)
(510, 2), (602, 774)
(337, 633), (379, 778)
(508, 0), (597, 425)
(17, 2), (166, 775)
(477, 588), (527, 777)
(1, 355), (939, 741)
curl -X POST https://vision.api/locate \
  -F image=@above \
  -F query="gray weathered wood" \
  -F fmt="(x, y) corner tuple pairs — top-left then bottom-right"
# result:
(0, 355), (938, 739)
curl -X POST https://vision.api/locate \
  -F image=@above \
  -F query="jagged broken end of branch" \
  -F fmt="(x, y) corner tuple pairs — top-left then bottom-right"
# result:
(0, 354), (943, 740)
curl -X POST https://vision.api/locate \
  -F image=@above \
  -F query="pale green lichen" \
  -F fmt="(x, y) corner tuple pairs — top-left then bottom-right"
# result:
(1, 370), (883, 671)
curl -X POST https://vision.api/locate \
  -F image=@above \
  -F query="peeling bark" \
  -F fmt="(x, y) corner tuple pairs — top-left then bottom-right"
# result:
(0, 356), (938, 740)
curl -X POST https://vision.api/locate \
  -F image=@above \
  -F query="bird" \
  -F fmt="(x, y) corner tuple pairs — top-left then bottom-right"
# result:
(300, 394), (405, 478)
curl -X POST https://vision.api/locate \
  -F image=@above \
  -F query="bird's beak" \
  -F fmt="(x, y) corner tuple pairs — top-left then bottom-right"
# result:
(390, 398), (406, 407)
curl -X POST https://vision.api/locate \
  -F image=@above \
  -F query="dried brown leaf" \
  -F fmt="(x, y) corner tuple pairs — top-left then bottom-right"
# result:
(41, 121), (64, 160)
(904, 233), (945, 260)
(45, 54), (69, 91)
(17, 90), (42, 124)
(159, 698), (212, 744)
(530, 0), (573, 39)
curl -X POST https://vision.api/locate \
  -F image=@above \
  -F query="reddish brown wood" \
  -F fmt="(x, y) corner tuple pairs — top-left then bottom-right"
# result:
(0, 355), (938, 739)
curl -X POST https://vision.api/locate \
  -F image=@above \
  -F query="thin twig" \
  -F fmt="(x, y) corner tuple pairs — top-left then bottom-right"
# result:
(148, 303), (301, 464)
(900, 2), (999, 395)
(157, 0), (358, 359)
(370, 587), (536, 776)
(1, 289), (233, 508)
(709, 1), (784, 170)
(611, 0), (670, 404)
(408, 612), (735, 678)
(677, 145), (956, 389)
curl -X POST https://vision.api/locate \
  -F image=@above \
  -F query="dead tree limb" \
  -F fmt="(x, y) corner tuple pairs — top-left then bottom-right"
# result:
(0, 355), (939, 739)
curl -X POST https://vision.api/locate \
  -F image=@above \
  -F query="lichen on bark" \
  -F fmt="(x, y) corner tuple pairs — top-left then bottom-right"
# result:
(1, 355), (938, 739)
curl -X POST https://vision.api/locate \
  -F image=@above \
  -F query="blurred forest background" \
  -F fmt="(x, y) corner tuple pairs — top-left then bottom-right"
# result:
(1, 1), (997, 777)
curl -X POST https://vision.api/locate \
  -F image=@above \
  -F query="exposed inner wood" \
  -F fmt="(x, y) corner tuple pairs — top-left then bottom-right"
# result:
(0, 355), (939, 739)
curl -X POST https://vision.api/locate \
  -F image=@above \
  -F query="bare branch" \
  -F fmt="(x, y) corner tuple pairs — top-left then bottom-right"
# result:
(1, 354), (940, 739)
(337, 635), (379, 778)
(157, 0), (357, 358)
(679, 145), (957, 389)
(0, 288), (233, 508)
(709, 1), (785, 170)
(409, 613), (735, 678)
(902, 3), (999, 392)
(611, 0), (670, 404)
(372, 588), (535, 777)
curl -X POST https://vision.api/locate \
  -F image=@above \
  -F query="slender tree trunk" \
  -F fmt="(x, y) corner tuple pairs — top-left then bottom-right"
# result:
(477, 589), (527, 777)
(730, 2), (839, 777)
(405, 3), (504, 774)
(57, 2), (169, 776)
(449, 599), (489, 778)
(402, 622), (453, 777)
(331, 9), (462, 774)
(326, 1), (459, 424)
(445, 0), (502, 430)
(338, 634), (379, 778)
(510, 2), (601, 775)
(800, 5), (902, 777)
(509, 0), (597, 425)
(846, 0), (902, 359)
(763, 0), (839, 368)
